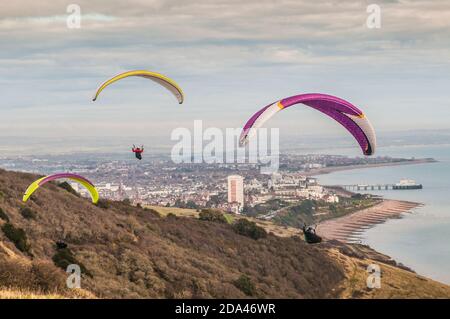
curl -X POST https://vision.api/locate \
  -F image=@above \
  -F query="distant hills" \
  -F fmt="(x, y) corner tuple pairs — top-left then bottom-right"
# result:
(0, 168), (449, 298)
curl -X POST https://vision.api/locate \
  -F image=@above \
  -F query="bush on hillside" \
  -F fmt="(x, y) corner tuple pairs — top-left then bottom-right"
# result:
(232, 219), (267, 240)
(143, 207), (161, 217)
(1, 223), (31, 254)
(58, 181), (80, 196)
(167, 213), (177, 219)
(52, 247), (91, 277)
(233, 275), (256, 296)
(20, 207), (37, 220)
(199, 209), (227, 223)
(96, 199), (110, 209)
(0, 207), (9, 222)
(31, 261), (67, 292)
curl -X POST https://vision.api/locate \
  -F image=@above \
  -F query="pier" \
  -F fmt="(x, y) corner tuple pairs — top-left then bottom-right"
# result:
(337, 179), (423, 191)
(339, 184), (394, 191)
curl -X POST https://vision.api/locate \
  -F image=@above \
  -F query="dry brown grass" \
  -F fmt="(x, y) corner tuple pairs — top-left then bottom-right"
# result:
(326, 244), (450, 299)
(0, 288), (66, 299)
(0, 287), (95, 299)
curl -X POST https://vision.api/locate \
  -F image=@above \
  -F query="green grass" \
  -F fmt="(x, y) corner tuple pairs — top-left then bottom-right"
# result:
(223, 213), (235, 224)
(144, 205), (199, 217)
(146, 205), (237, 224)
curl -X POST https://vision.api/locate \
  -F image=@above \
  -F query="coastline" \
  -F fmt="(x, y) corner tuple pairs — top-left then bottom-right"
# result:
(303, 158), (436, 177)
(317, 199), (422, 243)
(313, 157), (434, 241)
(311, 156), (450, 286)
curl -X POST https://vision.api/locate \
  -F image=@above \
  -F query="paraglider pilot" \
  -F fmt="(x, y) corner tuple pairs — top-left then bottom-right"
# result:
(132, 145), (144, 160)
(302, 224), (322, 244)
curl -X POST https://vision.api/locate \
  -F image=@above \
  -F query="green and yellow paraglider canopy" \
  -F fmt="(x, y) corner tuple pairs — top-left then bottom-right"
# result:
(23, 173), (99, 204)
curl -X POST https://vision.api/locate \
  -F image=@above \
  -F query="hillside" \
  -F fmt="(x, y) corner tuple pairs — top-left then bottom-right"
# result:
(1, 169), (450, 299)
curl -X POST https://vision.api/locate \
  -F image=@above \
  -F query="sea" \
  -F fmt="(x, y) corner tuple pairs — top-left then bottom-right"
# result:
(314, 144), (450, 284)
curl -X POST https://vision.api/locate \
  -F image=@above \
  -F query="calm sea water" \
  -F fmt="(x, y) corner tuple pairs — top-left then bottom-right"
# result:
(315, 145), (450, 284)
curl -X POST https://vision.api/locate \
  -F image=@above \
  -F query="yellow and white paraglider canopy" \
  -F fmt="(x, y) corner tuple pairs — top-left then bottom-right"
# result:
(92, 70), (184, 104)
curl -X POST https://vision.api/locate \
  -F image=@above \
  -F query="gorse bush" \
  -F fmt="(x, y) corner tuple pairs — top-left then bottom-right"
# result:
(96, 199), (110, 209)
(199, 209), (227, 223)
(233, 275), (256, 296)
(20, 207), (37, 220)
(232, 219), (267, 240)
(167, 213), (177, 219)
(1, 223), (31, 254)
(0, 207), (9, 222)
(142, 207), (161, 218)
(52, 247), (91, 277)
(58, 181), (80, 196)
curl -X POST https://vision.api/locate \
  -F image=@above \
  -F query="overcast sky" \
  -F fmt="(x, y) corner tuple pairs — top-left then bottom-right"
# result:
(1, 0), (450, 147)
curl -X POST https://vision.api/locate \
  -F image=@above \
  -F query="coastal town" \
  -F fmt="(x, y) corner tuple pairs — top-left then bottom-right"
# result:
(0, 153), (429, 218)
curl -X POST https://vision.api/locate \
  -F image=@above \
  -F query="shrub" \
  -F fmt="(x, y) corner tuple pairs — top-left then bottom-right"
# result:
(199, 209), (227, 223)
(0, 259), (66, 293)
(96, 199), (110, 209)
(52, 248), (91, 277)
(31, 261), (67, 292)
(0, 207), (9, 222)
(167, 213), (177, 219)
(1, 223), (31, 254)
(143, 207), (160, 218)
(232, 219), (267, 240)
(351, 193), (364, 199)
(58, 181), (79, 196)
(233, 275), (256, 296)
(20, 207), (37, 220)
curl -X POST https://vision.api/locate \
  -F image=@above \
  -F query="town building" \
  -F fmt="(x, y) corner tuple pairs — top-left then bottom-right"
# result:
(227, 175), (244, 213)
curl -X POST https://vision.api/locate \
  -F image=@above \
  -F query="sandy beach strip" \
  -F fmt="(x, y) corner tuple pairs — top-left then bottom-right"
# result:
(317, 199), (421, 243)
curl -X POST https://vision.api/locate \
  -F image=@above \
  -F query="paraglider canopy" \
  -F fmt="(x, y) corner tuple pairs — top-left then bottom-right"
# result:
(239, 93), (376, 156)
(23, 173), (99, 204)
(92, 70), (184, 104)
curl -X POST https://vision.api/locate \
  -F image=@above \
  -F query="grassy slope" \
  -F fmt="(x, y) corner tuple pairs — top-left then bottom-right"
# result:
(1, 169), (450, 299)
(0, 170), (344, 298)
(327, 244), (450, 298)
(145, 205), (199, 218)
